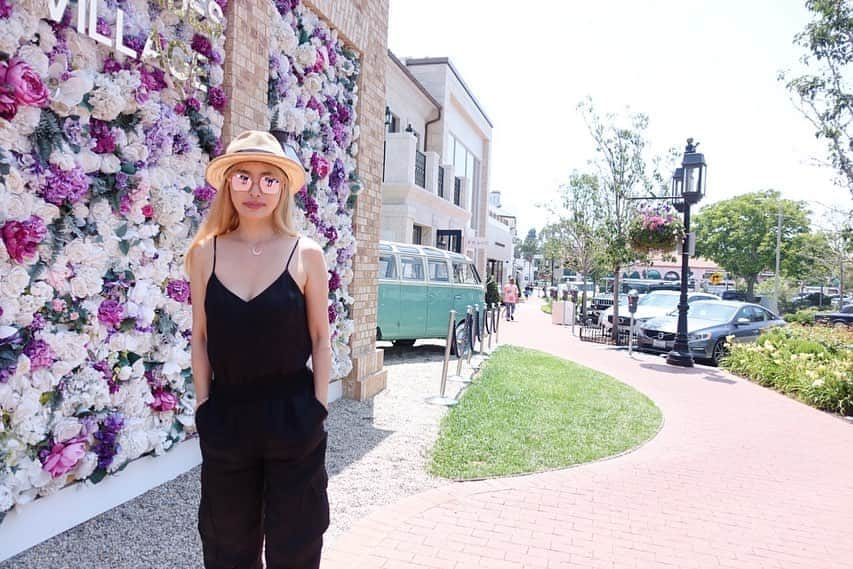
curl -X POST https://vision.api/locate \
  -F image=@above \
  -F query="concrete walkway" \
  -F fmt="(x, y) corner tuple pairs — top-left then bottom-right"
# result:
(322, 297), (853, 569)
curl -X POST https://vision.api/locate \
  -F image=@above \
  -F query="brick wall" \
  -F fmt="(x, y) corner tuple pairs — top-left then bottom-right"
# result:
(301, 0), (391, 399)
(221, 0), (274, 138)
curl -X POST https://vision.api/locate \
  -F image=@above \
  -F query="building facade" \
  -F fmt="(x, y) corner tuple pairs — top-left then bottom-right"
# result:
(381, 53), (493, 277)
(485, 191), (516, 285)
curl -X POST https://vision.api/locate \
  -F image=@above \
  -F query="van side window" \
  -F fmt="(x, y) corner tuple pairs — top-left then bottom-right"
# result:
(379, 254), (397, 279)
(400, 256), (425, 280)
(428, 259), (449, 282)
(466, 263), (481, 284)
(452, 262), (466, 283)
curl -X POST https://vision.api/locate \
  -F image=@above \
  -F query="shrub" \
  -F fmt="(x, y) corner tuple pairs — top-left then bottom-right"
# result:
(783, 308), (819, 325)
(485, 276), (501, 306)
(722, 325), (853, 416)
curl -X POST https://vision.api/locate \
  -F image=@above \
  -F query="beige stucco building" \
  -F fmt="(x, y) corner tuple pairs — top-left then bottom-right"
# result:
(381, 53), (493, 277)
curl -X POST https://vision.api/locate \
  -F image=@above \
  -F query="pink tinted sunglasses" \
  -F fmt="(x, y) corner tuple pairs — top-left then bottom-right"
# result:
(230, 171), (283, 194)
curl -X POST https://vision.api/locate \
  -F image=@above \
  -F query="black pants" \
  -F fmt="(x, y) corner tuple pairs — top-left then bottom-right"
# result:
(196, 381), (329, 569)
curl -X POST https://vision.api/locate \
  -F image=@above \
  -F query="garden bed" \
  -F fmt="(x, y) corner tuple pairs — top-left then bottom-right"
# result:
(722, 325), (853, 416)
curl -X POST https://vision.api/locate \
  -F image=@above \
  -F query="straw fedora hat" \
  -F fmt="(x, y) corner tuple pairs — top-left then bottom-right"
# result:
(204, 130), (306, 193)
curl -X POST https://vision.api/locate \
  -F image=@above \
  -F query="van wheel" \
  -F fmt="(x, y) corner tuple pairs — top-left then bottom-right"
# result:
(451, 321), (469, 357)
(393, 339), (416, 348)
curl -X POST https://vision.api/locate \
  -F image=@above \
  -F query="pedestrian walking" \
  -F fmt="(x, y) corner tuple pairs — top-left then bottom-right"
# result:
(502, 277), (519, 321)
(186, 130), (331, 569)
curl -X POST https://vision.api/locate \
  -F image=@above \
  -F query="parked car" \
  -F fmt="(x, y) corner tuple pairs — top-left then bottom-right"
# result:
(813, 304), (853, 328)
(377, 241), (485, 352)
(637, 300), (786, 366)
(601, 290), (720, 333)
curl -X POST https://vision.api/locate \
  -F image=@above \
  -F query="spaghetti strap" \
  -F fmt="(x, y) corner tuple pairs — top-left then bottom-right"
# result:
(285, 238), (300, 271)
(212, 235), (217, 273)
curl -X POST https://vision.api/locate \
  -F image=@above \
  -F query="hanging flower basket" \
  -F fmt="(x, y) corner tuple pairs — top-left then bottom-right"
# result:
(628, 204), (685, 254)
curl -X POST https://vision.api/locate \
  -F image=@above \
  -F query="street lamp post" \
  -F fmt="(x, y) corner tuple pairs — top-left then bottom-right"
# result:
(666, 139), (707, 367)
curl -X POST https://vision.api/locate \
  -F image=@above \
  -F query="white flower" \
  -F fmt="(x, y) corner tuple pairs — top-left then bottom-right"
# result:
(1, 266), (30, 297)
(88, 79), (126, 122)
(12, 390), (48, 446)
(0, 190), (35, 222)
(52, 69), (95, 112)
(295, 44), (317, 69)
(52, 418), (82, 442)
(3, 168), (25, 195)
(123, 142), (150, 163)
(72, 452), (98, 480)
(0, 297), (20, 326)
(304, 74), (323, 96)
(16, 44), (49, 77)
(37, 20), (58, 54)
(100, 154), (122, 174)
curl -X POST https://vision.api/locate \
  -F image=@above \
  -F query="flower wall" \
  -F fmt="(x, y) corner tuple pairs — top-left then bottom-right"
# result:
(268, 1), (360, 379)
(0, 1), (228, 517)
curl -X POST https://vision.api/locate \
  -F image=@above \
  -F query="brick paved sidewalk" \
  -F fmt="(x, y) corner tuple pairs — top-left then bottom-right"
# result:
(322, 298), (853, 569)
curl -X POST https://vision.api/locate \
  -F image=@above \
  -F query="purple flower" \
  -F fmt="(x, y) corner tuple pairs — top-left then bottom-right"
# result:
(41, 164), (89, 206)
(190, 34), (214, 60)
(323, 225), (338, 245)
(329, 159), (346, 191)
(93, 360), (118, 393)
(24, 339), (54, 370)
(328, 271), (340, 291)
(327, 304), (337, 324)
(207, 86), (227, 111)
(102, 56), (123, 74)
(194, 185), (217, 202)
(30, 312), (45, 331)
(186, 97), (200, 112)
(98, 299), (124, 329)
(307, 97), (324, 114)
(90, 119), (116, 154)
(310, 153), (330, 178)
(166, 280), (191, 303)
(62, 116), (84, 147)
(2, 215), (47, 263)
(215, 0), (228, 9)
(96, 17), (111, 36)
(93, 413), (124, 470)
(0, 0), (12, 18)
(139, 66), (166, 92)
(123, 34), (146, 54)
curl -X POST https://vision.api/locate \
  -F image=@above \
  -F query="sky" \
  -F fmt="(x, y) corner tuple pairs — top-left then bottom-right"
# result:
(387, 0), (853, 237)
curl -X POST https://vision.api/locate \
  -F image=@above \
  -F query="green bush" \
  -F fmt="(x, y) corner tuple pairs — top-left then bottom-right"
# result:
(541, 299), (552, 314)
(485, 276), (501, 306)
(722, 325), (853, 416)
(783, 308), (819, 325)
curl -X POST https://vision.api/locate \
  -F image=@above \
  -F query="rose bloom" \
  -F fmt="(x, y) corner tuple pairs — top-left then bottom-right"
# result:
(2, 58), (49, 107)
(43, 440), (87, 478)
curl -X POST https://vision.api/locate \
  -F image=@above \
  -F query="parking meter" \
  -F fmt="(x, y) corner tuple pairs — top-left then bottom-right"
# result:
(570, 289), (578, 304)
(627, 289), (639, 314)
(627, 289), (639, 355)
(561, 288), (569, 301)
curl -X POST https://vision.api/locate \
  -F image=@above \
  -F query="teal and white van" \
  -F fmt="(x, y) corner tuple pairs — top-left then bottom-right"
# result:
(377, 241), (485, 349)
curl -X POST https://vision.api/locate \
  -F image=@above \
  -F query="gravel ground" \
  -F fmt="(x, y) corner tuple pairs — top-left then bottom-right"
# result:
(3, 341), (473, 569)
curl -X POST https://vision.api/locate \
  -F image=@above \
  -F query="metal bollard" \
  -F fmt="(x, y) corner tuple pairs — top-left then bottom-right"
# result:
(427, 310), (459, 406)
(477, 305), (485, 357)
(450, 306), (473, 383)
(494, 303), (501, 344)
(466, 305), (475, 366)
(486, 303), (493, 352)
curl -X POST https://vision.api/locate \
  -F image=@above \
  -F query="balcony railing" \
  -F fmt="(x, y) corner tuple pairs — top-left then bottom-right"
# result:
(437, 166), (445, 198)
(415, 151), (426, 189)
(454, 177), (462, 206)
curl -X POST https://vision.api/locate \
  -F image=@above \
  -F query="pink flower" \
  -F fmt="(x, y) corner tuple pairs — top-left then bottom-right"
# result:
(310, 153), (330, 178)
(51, 298), (66, 312)
(150, 389), (177, 412)
(0, 85), (16, 120)
(1, 215), (47, 263)
(43, 440), (86, 478)
(98, 299), (124, 328)
(2, 58), (49, 107)
(141, 204), (154, 218)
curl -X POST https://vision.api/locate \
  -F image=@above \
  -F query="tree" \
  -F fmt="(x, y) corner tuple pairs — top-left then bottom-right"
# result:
(782, 0), (853, 197)
(518, 228), (540, 282)
(782, 232), (834, 283)
(541, 172), (608, 320)
(578, 99), (672, 339)
(693, 191), (811, 300)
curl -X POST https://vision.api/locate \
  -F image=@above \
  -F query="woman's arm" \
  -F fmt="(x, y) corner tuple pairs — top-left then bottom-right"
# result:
(188, 240), (214, 410)
(302, 240), (331, 408)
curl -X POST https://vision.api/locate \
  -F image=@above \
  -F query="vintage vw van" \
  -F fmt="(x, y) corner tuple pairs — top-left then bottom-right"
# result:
(377, 241), (485, 349)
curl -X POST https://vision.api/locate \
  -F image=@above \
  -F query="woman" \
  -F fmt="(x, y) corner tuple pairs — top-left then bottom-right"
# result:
(502, 277), (518, 321)
(185, 130), (331, 569)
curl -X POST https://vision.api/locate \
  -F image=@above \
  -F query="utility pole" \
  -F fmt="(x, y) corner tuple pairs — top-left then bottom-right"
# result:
(774, 200), (782, 313)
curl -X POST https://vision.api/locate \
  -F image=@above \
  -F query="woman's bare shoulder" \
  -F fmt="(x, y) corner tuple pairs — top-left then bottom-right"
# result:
(297, 236), (323, 252)
(188, 237), (215, 277)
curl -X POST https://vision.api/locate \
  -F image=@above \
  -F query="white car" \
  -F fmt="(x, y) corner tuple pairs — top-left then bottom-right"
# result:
(600, 290), (720, 334)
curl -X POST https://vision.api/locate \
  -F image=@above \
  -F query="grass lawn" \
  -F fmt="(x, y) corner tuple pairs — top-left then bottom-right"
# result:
(429, 346), (662, 479)
(541, 300), (552, 314)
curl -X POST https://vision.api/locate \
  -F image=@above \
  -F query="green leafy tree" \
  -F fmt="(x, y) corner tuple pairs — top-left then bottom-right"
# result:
(782, 0), (853, 197)
(578, 99), (673, 338)
(693, 191), (811, 300)
(782, 232), (834, 283)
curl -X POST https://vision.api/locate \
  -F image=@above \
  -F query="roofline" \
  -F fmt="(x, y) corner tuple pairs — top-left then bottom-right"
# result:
(403, 57), (494, 128)
(387, 50), (442, 112)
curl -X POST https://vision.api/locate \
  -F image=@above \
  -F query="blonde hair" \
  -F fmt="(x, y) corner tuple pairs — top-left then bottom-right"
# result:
(184, 163), (298, 274)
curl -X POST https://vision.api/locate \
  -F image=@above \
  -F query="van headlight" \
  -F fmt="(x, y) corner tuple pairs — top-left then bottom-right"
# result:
(689, 331), (712, 341)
